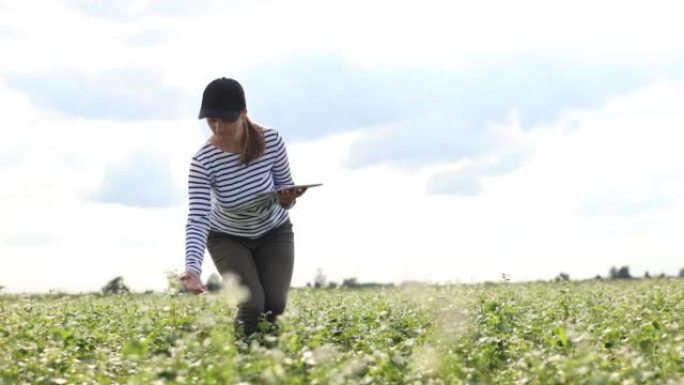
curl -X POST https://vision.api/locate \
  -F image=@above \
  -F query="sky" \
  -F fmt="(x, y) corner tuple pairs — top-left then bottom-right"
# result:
(1, 0), (683, 293)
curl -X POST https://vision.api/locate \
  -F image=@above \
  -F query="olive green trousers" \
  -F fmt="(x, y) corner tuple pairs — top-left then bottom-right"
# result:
(206, 221), (294, 336)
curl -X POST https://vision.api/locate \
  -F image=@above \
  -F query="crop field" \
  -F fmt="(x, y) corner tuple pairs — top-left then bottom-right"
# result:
(1, 279), (683, 384)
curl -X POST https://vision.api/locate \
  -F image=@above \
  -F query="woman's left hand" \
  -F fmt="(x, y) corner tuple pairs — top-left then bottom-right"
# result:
(277, 187), (307, 206)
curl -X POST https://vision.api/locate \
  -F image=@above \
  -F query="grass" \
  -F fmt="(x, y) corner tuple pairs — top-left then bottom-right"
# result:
(1, 279), (683, 384)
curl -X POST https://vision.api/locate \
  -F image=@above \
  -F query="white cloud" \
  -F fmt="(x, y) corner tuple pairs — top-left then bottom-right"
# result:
(0, 79), (206, 292)
(2, 0), (684, 292)
(287, 78), (684, 285)
(1, 77), (683, 292)
(3, 0), (684, 79)
(90, 150), (184, 208)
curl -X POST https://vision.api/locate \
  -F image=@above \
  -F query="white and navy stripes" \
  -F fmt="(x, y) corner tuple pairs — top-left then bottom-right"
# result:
(185, 128), (294, 274)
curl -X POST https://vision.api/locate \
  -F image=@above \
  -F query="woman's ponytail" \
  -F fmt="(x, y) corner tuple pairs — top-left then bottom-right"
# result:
(239, 117), (265, 165)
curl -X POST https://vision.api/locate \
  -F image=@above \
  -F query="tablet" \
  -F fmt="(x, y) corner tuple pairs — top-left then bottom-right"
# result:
(274, 183), (323, 192)
(257, 184), (323, 197)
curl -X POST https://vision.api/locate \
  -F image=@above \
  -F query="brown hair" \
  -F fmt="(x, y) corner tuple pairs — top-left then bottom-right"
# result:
(239, 117), (265, 165)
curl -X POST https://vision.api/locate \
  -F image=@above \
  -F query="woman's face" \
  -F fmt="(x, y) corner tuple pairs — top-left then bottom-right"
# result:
(207, 116), (241, 136)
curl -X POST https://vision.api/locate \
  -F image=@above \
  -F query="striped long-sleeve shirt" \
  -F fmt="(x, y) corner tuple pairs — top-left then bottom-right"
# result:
(184, 127), (294, 275)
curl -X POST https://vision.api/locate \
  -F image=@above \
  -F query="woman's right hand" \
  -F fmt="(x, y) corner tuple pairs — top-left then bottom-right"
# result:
(277, 187), (307, 207)
(180, 271), (206, 295)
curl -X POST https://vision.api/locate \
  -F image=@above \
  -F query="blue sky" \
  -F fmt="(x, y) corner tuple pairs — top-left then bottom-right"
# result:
(1, 0), (683, 292)
(5, 68), (195, 121)
(8, 53), (682, 197)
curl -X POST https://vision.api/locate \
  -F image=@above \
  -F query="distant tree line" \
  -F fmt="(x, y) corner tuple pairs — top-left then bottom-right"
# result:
(609, 266), (633, 279)
(305, 268), (395, 289)
(100, 273), (226, 295)
(555, 266), (684, 283)
(167, 272), (224, 294)
(5, 265), (684, 294)
(102, 276), (130, 294)
(89, 266), (684, 296)
(307, 265), (684, 289)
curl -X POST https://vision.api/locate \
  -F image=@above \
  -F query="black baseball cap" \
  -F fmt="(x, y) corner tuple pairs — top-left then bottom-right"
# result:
(198, 77), (246, 122)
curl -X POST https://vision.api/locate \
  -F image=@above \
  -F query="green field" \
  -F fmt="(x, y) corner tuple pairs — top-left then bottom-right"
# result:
(2, 279), (683, 384)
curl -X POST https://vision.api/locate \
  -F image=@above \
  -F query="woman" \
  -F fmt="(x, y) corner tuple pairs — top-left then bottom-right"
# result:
(180, 77), (306, 336)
